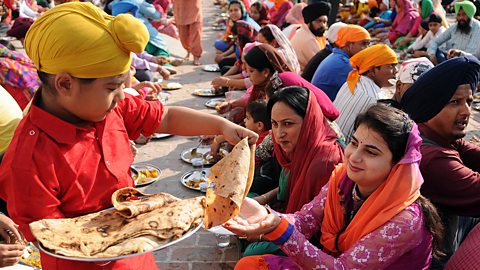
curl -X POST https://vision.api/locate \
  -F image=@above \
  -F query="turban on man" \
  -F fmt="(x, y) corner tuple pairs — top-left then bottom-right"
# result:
(455, 0), (477, 19)
(401, 55), (480, 123)
(335, 24), (371, 48)
(24, 2), (149, 78)
(346, 44), (397, 93)
(302, 1), (331, 24)
(325, 22), (346, 44)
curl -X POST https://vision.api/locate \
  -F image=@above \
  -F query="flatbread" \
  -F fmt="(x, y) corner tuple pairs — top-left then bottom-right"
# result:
(204, 137), (255, 229)
(112, 187), (179, 218)
(30, 195), (205, 258)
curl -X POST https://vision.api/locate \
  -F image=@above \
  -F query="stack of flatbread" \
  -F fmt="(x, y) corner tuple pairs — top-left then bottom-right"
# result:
(204, 137), (255, 229)
(30, 188), (204, 258)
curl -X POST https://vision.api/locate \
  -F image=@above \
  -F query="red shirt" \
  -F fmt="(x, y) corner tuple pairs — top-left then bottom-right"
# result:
(0, 91), (163, 270)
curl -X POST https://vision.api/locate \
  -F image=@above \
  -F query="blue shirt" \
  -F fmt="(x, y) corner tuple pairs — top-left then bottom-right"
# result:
(311, 48), (352, 101)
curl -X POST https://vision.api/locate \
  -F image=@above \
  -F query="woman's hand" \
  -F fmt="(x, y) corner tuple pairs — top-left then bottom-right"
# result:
(215, 101), (232, 114)
(224, 198), (281, 241)
(0, 215), (23, 244)
(0, 244), (24, 267)
(158, 67), (170, 80)
(211, 76), (229, 88)
(0, 215), (25, 267)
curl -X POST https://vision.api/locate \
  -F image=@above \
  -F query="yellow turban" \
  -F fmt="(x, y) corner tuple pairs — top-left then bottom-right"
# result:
(25, 2), (149, 78)
(335, 24), (371, 48)
(346, 44), (397, 94)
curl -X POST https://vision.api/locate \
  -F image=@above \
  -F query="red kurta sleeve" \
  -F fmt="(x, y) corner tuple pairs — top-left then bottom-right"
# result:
(117, 93), (164, 140)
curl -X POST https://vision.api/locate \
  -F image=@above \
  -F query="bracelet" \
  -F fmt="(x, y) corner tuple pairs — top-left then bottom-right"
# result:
(226, 79), (230, 87)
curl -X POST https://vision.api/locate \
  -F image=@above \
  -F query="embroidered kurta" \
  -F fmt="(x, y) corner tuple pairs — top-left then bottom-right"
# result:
(0, 92), (163, 270)
(269, 184), (432, 269)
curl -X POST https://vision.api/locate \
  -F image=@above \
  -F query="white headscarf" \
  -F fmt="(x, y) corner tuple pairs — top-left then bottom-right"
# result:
(266, 24), (301, 74)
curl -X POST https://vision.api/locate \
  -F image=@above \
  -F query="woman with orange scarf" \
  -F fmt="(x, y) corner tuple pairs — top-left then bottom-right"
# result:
(226, 103), (444, 270)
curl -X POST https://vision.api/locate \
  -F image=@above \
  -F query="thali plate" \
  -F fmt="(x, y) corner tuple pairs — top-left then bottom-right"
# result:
(180, 147), (228, 165)
(151, 133), (173, 139)
(180, 169), (211, 191)
(192, 88), (225, 97)
(160, 82), (182, 90)
(38, 220), (202, 262)
(205, 98), (226, 109)
(202, 64), (220, 72)
(131, 164), (162, 187)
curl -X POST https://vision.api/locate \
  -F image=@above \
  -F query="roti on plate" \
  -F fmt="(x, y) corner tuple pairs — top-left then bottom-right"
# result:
(30, 190), (205, 258)
(203, 137), (255, 229)
(112, 187), (179, 218)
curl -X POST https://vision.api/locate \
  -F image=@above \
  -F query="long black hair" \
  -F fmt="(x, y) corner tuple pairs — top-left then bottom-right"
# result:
(267, 86), (309, 120)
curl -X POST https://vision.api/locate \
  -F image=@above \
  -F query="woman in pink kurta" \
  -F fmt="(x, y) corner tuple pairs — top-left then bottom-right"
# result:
(227, 104), (444, 270)
(172, 0), (202, 64)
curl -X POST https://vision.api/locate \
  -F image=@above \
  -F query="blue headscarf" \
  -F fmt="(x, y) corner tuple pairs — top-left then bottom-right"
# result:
(111, 0), (140, 16)
(401, 55), (480, 123)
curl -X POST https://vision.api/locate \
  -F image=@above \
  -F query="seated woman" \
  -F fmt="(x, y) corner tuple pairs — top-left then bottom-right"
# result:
(363, 0), (393, 30)
(282, 3), (306, 40)
(111, 0), (171, 57)
(211, 21), (259, 91)
(376, 0), (418, 45)
(227, 103), (444, 270)
(269, 0), (293, 28)
(257, 24), (301, 74)
(216, 44), (339, 123)
(395, 0), (434, 49)
(250, 1), (270, 27)
(214, 0), (260, 64)
(240, 86), (343, 257)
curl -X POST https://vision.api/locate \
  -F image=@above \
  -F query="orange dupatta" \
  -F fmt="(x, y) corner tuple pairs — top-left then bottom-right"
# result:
(320, 124), (424, 253)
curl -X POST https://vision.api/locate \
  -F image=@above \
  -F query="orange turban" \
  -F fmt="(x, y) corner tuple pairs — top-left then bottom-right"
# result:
(346, 44), (397, 94)
(335, 24), (371, 48)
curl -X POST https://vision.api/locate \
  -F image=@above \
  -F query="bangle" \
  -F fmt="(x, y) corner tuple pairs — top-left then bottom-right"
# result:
(226, 79), (230, 87)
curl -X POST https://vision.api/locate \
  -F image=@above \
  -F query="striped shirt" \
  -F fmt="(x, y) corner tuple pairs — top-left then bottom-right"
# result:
(428, 19), (480, 58)
(333, 76), (387, 141)
(445, 223), (480, 270)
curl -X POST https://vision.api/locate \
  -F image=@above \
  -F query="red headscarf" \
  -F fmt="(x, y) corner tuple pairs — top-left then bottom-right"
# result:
(252, 1), (270, 26)
(273, 90), (344, 213)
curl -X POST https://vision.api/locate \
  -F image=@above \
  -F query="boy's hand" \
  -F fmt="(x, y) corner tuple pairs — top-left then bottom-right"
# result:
(221, 122), (258, 145)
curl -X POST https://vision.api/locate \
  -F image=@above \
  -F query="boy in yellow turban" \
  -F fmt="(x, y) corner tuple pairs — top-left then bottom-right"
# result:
(333, 44), (398, 141)
(0, 3), (257, 270)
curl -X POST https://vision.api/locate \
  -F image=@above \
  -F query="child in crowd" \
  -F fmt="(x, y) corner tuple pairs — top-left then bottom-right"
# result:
(401, 13), (445, 59)
(0, 3), (257, 270)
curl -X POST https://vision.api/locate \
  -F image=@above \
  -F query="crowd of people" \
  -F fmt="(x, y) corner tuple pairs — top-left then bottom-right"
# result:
(0, 0), (480, 269)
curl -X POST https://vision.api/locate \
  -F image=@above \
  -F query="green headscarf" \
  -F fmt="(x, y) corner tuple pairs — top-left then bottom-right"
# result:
(455, 1), (477, 19)
(421, 0), (434, 20)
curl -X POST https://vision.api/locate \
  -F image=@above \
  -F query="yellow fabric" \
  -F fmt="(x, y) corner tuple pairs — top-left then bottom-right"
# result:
(335, 24), (371, 48)
(24, 2), (149, 78)
(346, 44), (397, 94)
(0, 86), (23, 153)
(315, 36), (327, 50)
(320, 163), (422, 253)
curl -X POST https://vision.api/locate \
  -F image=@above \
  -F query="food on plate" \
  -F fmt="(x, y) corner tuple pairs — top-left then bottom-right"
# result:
(112, 187), (180, 218)
(132, 168), (159, 184)
(204, 137), (255, 229)
(30, 189), (205, 258)
(20, 243), (41, 268)
(161, 82), (182, 89)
